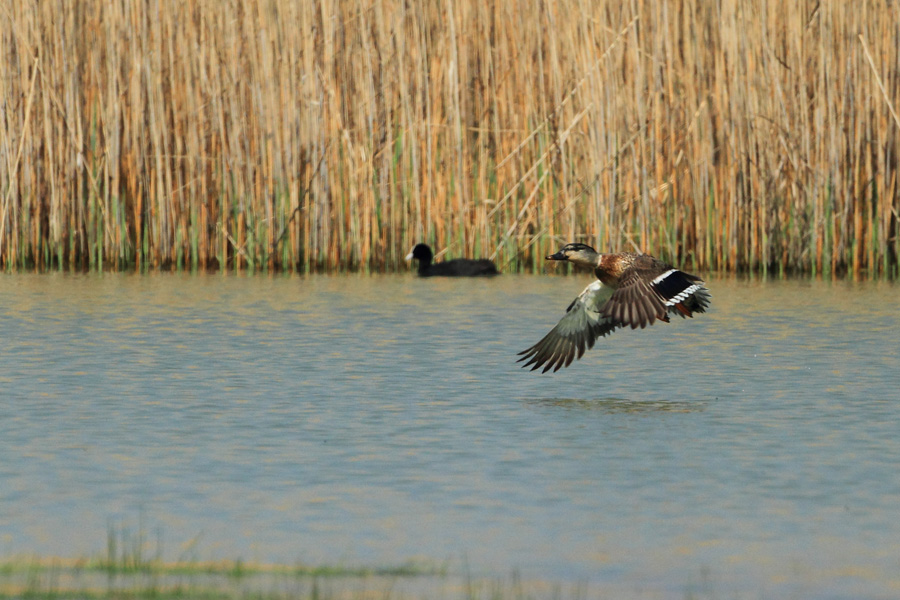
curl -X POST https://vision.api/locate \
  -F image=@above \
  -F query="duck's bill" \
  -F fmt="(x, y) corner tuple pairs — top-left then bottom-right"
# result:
(545, 251), (567, 261)
(405, 252), (414, 261)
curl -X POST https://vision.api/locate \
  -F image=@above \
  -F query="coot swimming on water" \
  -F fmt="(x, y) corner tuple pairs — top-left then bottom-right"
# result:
(405, 243), (499, 277)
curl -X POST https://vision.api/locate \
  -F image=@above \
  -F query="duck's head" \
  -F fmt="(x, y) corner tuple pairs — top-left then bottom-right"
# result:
(546, 243), (599, 267)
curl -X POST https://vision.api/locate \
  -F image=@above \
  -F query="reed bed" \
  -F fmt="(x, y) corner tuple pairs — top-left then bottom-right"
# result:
(1, 0), (898, 276)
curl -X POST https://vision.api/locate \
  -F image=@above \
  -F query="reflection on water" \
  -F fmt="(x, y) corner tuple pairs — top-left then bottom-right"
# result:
(526, 397), (705, 414)
(1, 273), (899, 599)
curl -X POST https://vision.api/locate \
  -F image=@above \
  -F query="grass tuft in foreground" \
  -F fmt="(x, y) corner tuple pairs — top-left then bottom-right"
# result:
(0, 555), (447, 600)
(0, 522), (445, 600)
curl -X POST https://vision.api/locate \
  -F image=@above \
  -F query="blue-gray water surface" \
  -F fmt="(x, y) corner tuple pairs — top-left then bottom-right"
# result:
(1, 273), (899, 599)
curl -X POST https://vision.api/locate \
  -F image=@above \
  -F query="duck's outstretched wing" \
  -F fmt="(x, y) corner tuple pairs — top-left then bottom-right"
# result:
(517, 281), (619, 373)
(602, 262), (709, 329)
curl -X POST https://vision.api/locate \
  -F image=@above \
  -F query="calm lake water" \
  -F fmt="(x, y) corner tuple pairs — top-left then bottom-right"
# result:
(1, 272), (899, 598)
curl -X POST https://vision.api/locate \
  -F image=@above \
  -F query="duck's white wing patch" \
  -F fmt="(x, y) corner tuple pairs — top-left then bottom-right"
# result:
(689, 284), (712, 311)
(649, 269), (711, 317)
(517, 281), (618, 373)
(667, 281), (711, 317)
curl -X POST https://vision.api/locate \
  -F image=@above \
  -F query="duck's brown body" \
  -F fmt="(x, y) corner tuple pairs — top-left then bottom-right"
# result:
(594, 253), (634, 285)
(518, 244), (710, 372)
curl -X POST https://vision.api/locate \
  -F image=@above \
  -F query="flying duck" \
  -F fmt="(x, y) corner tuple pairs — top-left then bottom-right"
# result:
(518, 243), (711, 372)
(406, 243), (499, 277)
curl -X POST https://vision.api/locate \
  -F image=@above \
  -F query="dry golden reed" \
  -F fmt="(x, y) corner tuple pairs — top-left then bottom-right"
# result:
(1, 0), (898, 276)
